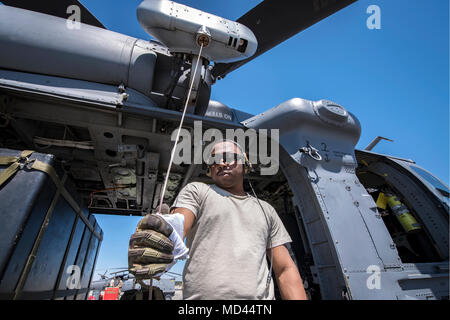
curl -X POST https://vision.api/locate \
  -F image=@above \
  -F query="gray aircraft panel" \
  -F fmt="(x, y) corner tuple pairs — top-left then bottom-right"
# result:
(0, 6), (157, 96)
(346, 261), (449, 300)
(0, 69), (127, 107)
(243, 98), (412, 299)
(244, 98), (449, 299)
(137, 0), (258, 63)
(0, 68), (245, 130)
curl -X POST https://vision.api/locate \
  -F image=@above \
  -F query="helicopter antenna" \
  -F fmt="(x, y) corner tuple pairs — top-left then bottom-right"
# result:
(364, 136), (393, 151)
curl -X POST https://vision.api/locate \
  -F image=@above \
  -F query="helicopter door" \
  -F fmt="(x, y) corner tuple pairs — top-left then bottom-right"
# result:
(355, 150), (449, 263)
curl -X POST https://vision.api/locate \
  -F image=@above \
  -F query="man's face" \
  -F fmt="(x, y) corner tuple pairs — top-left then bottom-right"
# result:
(209, 141), (245, 189)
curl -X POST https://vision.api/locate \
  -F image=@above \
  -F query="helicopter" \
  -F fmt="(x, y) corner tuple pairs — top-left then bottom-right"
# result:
(0, 0), (448, 300)
(89, 268), (179, 300)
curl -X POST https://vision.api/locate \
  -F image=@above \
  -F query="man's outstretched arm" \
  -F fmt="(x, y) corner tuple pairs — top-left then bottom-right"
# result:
(269, 245), (308, 300)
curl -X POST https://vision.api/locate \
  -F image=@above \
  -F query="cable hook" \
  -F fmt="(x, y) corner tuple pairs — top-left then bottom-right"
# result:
(299, 142), (322, 161)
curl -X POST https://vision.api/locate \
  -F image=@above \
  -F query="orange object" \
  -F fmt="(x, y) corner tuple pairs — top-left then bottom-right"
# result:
(103, 287), (120, 300)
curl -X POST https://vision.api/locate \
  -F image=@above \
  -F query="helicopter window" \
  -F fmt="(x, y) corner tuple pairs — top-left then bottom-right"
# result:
(410, 166), (449, 204)
(228, 36), (233, 46)
(232, 37), (237, 48)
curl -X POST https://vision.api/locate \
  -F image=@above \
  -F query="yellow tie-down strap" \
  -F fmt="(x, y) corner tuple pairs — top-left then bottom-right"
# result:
(0, 150), (34, 187)
(0, 150), (102, 241)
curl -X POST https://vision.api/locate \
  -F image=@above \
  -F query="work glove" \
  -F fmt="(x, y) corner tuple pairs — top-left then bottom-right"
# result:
(128, 204), (188, 279)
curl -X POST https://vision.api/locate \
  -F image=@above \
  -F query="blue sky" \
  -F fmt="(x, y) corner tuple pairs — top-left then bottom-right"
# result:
(81, 0), (449, 281)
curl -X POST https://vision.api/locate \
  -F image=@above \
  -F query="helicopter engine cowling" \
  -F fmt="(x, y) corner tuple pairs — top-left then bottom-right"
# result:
(0, 5), (158, 97)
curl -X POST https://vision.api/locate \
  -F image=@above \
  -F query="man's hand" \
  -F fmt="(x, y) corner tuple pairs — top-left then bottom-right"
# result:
(128, 213), (175, 279)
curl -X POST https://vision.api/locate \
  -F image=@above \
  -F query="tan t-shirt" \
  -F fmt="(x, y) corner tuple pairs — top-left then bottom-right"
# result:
(171, 182), (292, 300)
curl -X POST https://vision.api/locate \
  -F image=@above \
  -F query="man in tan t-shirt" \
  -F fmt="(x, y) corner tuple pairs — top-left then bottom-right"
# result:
(129, 140), (307, 300)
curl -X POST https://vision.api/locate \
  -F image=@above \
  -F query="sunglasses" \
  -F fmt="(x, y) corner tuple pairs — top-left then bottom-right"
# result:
(207, 152), (245, 166)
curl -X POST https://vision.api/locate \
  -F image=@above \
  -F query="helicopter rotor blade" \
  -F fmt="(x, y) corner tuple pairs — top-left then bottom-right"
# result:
(1, 0), (105, 29)
(212, 0), (357, 79)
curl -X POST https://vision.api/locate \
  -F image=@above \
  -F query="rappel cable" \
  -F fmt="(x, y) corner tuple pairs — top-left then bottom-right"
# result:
(146, 43), (204, 300)
(157, 43), (204, 215)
